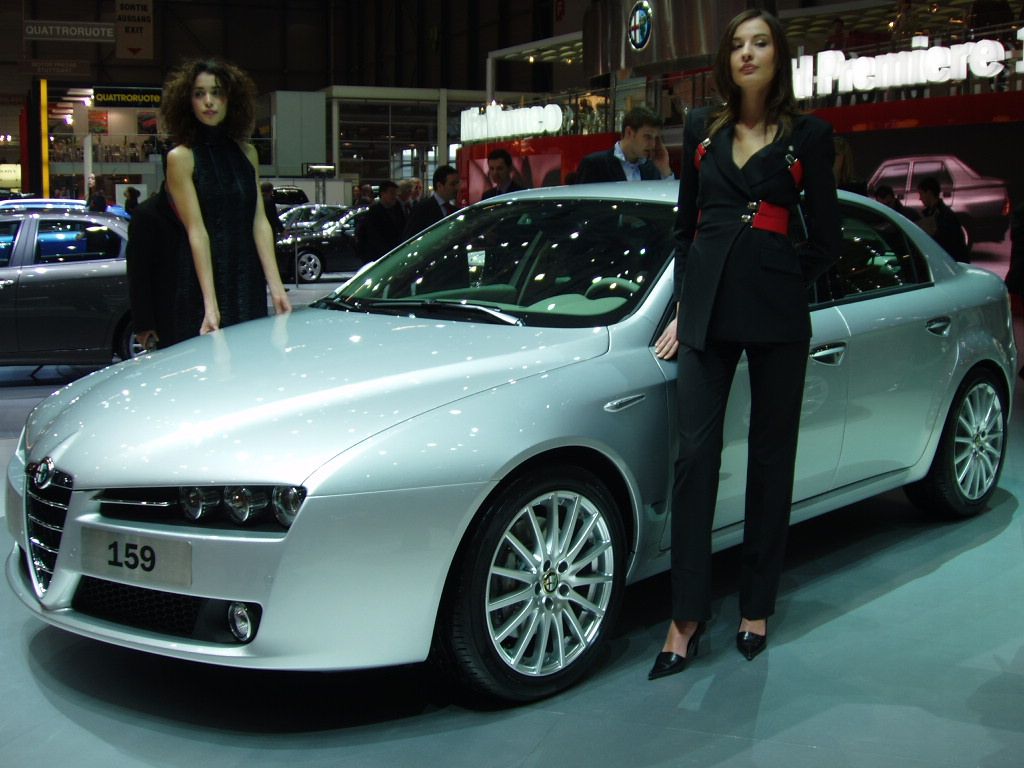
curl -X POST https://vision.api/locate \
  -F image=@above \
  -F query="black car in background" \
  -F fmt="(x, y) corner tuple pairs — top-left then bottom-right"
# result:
(275, 207), (369, 282)
(270, 185), (310, 214)
(278, 203), (348, 233)
(0, 209), (136, 364)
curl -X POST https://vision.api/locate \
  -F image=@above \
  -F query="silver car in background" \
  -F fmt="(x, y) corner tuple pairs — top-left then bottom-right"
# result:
(4, 185), (1015, 703)
(0, 209), (134, 364)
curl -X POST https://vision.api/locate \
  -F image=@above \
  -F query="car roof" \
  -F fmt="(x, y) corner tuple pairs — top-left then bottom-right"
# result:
(0, 208), (129, 230)
(0, 198), (87, 208)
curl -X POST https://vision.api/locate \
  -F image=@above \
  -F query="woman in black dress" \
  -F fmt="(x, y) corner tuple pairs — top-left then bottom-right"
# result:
(161, 58), (290, 338)
(649, 9), (841, 680)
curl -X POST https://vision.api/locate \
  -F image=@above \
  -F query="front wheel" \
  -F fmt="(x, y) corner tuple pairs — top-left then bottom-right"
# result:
(904, 369), (1007, 517)
(441, 466), (626, 702)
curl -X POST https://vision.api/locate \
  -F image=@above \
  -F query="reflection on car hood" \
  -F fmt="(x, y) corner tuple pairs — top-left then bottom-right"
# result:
(25, 309), (608, 488)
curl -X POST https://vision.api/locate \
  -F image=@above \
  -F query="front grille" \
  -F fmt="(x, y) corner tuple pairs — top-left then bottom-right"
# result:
(72, 577), (258, 644)
(73, 577), (203, 638)
(24, 463), (73, 595)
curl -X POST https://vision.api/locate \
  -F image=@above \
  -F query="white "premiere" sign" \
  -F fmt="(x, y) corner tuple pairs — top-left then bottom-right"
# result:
(461, 103), (564, 142)
(792, 30), (1024, 98)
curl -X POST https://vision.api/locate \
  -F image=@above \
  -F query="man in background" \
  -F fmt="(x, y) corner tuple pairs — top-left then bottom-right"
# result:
(917, 177), (969, 262)
(481, 148), (525, 200)
(359, 180), (406, 261)
(576, 106), (673, 183)
(403, 165), (461, 238)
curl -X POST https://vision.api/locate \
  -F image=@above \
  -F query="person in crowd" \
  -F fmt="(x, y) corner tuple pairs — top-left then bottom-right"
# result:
(397, 179), (416, 217)
(88, 181), (108, 212)
(832, 136), (866, 194)
(123, 186), (141, 216)
(1005, 203), (1024, 379)
(481, 148), (525, 200)
(403, 165), (460, 238)
(575, 105), (673, 183)
(260, 181), (283, 238)
(648, 8), (841, 681)
(161, 57), (290, 338)
(872, 183), (919, 221)
(357, 183), (375, 207)
(916, 176), (969, 262)
(127, 181), (190, 351)
(409, 177), (423, 204)
(358, 180), (406, 261)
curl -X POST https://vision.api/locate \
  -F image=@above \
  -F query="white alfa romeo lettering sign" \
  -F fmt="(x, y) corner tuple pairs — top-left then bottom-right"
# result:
(792, 31), (1022, 99)
(461, 103), (565, 142)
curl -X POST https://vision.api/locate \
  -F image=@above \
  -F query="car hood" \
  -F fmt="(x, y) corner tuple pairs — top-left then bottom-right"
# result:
(25, 309), (608, 488)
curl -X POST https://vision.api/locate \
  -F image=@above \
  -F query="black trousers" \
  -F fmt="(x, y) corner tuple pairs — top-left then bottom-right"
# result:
(670, 339), (808, 622)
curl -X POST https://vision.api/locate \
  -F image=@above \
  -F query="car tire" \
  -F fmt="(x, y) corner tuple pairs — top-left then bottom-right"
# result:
(904, 368), (1007, 517)
(296, 251), (323, 283)
(115, 321), (144, 361)
(440, 466), (625, 703)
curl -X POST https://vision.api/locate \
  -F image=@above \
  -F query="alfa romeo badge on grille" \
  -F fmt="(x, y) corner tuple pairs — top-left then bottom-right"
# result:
(32, 457), (55, 490)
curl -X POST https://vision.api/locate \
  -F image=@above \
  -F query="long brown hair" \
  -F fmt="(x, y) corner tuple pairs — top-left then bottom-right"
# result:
(160, 58), (257, 146)
(706, 9), (799, 141)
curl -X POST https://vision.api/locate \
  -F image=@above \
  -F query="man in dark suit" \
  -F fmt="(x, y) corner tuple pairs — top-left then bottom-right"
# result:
(358, 180), (406, 261)
(403, 164), (461, 239)
(917, 176), (969, 262)
(576, 105), (674, 183)
(127, 184), (190, 350)
(480, 148), (525, 200)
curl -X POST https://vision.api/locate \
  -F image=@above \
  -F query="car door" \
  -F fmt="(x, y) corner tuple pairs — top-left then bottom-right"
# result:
(0, 217), (26, 355)
(828, 201), (954, 485)
(15, 214), (128, 357)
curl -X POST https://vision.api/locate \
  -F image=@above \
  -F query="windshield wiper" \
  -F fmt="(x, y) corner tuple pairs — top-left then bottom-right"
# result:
(372, 299), (524, 326)
(311, 294), (366, 312)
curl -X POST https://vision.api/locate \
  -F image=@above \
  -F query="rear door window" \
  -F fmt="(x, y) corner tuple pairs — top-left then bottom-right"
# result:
(35, 219), (124, 263)
(0, 220), (20, 267)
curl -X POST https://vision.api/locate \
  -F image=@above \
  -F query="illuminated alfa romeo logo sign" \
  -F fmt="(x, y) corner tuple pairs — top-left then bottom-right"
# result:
(628, 1), (653, 51)
(32, 457), (55, 490)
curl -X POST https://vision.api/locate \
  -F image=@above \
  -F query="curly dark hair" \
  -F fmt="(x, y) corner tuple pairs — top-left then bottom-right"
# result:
(160, 58), (256, 146)
(707, 9), (799, 141)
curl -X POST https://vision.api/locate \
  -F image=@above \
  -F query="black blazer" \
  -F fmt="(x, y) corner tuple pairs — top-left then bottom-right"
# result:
(673, 107), (841, 351)
(359, 201), (406, 260)
(576, 148), (664, 183)
(403, 196), (448, 239)
(126, 186), (190, 348)
(481, 180), (525, 200)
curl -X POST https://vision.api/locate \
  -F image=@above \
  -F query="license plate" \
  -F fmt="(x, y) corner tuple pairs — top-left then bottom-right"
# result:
(81, 528), (192, 588)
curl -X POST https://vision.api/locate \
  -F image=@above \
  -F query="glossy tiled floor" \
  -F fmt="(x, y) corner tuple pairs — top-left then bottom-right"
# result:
(1, 365), (1022, 768)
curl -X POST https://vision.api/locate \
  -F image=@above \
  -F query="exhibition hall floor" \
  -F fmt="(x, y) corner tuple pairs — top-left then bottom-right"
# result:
(1, 320), (1022, 763)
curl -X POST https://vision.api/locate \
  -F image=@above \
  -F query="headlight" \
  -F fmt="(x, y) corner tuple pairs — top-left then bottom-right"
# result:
(223, 486), (268, 525)
(272, 486), (306, 528)
(179, 487), (220, 521)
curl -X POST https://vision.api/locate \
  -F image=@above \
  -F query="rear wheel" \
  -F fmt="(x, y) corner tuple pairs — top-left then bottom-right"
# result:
(296, 251), (323, 282)
(441, 466), (625, 702)
(904, 369), (1007, 517)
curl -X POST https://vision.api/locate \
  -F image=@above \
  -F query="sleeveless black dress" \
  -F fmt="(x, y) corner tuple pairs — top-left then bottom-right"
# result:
(174, 124), (268, 339)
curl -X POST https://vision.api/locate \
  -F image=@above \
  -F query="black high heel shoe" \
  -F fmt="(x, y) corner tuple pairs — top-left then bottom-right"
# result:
(648, 622), (706, 680)
(736, 622), (767, 661)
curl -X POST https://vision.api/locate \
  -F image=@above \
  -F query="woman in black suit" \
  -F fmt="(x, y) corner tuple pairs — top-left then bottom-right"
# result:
(648, 8), (841, 680)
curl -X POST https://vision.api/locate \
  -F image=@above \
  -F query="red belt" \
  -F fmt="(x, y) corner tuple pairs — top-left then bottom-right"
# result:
(744, 201), (790, 235)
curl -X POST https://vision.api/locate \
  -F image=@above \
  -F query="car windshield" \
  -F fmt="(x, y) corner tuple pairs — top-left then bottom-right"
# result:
(320, 198), (676, 328)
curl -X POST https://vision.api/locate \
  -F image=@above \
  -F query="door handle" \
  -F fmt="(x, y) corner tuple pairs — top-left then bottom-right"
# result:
(0, 279), (14, 289)
(809, 342), (846, 366)
(926, 316), (952, 336)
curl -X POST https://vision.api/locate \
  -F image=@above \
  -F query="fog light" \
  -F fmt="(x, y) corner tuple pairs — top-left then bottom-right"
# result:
(224, 486), (268, 524)
(227, 601), (256, 642)
(180, 487), (220, 521)
(272, 486), (306, 528)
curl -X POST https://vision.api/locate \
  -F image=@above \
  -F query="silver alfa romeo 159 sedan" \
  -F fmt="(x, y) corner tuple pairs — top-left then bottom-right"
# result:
(4, 184), (1016, 703)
